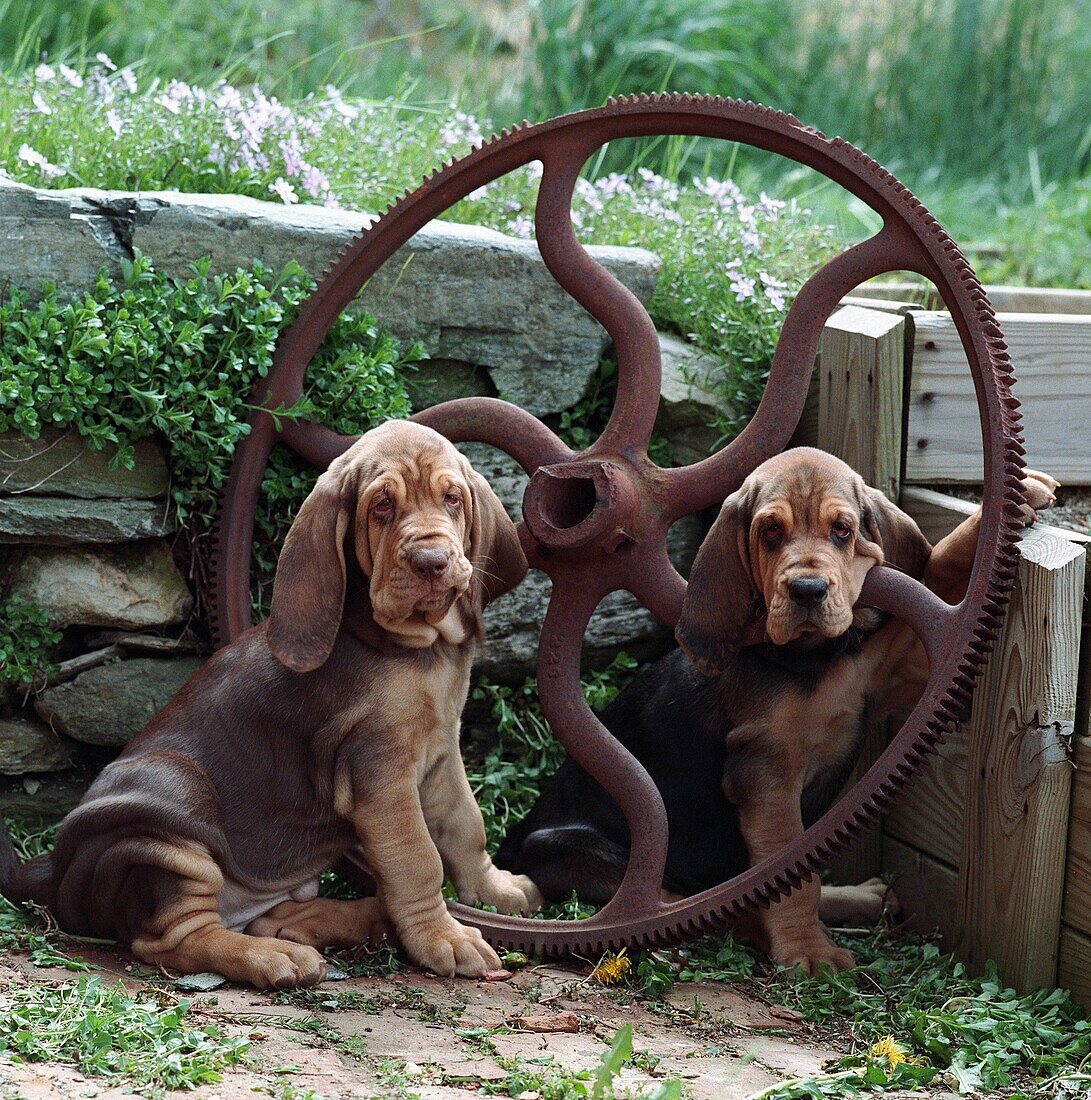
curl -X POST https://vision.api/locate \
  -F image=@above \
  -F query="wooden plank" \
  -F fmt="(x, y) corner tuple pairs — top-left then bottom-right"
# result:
(1063, 737), (1091, 935)
(882, 835), (958, 943)
(840, 295), (919, 316)
(859, 280), (1091, 315)
(818, 306), (905, 502)
(788, 363), (821, 451)
(899, 486), (1091, 548)
(905, 312), (1091, 484)
(884, 724), (967, 868)
(954, 529), (1084, 990)
(815, 306), (907, 883)
(1058, 925), (1091, 1008)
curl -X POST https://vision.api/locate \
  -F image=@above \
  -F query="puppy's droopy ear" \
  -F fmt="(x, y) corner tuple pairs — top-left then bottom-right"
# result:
(466, 466), (527, 617)
(860, 487), (932, 580)
(676, 487), (759, 677)
(267, 465), (357, 673)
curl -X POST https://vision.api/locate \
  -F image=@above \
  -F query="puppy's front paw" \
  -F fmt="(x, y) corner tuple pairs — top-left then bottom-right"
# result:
(401, 914), (502, 978)
(770, 930), (854, 975)
(1019, 469), (1059, 525)
(462, 866), (544, 916)
(239, 937), (327, 990)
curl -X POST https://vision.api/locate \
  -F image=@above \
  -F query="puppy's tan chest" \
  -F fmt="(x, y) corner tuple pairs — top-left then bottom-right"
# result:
(381, 653), (471, 772)
(770, 657), (870, 782)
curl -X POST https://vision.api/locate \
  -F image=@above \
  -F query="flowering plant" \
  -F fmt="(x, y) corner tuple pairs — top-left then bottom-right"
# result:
(3, 59), (835, 439)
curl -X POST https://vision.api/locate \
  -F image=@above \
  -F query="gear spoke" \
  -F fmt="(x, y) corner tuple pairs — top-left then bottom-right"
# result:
(207, 96), (1024, 957)
(535, 148), (663, 457)
(668, 225), (923, 516)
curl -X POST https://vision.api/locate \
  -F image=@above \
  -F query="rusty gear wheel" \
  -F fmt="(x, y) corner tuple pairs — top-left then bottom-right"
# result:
(208, 95), (1026, 957)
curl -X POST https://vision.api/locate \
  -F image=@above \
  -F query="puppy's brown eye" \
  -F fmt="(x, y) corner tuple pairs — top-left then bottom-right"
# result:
(443, 491), (461, 508)
(831, 521), (852, 543)
(761, 525), (782, 549)
(373, 495), (394, 519)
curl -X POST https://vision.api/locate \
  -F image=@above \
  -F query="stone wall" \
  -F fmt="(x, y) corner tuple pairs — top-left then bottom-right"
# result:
(0, 180), (733, 819)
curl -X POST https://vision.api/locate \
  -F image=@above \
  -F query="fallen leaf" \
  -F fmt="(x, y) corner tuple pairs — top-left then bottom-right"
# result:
(175, 971), (226, 991)
(510, 1011), (580, 1034)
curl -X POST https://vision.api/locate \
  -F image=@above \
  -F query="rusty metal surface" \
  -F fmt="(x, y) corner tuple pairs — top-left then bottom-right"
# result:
(208, 95), (1026, 956)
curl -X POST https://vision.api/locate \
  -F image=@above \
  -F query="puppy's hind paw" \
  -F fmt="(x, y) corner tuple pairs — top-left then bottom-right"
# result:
(770, 932), (854, 976)
(239, 938), (327, 990)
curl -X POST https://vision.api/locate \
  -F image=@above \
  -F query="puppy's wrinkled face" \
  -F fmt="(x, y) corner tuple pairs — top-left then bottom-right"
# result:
(356, 445), (475, 633)
(749, 455), (883, 647)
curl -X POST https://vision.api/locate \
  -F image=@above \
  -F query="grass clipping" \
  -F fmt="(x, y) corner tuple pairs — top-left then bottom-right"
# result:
(0, 975), (249, 1089)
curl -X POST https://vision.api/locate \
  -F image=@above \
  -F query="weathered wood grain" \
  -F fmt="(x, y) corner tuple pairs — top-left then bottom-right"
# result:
(905, 312), (1091, 483)
(954, 528), (1084, 989)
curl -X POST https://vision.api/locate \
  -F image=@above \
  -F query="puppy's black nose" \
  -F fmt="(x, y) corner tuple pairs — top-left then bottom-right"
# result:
(410, 547), (451, 579)
(788, 576), (829, 607)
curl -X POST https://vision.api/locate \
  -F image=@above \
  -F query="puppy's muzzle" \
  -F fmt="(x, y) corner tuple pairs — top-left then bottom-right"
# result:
(410, 546), (452, 580)
(788, 575), (829, 608)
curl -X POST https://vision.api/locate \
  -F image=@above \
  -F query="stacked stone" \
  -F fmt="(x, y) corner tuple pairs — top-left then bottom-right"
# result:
(0, 180), (737, 812)
(0, 428), (198, 816)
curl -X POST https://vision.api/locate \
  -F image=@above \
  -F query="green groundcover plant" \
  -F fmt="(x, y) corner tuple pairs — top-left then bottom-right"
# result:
(0, 253), (420, 641)
(0, 56), (836, 441)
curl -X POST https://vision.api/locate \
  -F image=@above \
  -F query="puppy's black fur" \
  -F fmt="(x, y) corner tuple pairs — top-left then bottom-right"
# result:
(495, 640), (868, 905)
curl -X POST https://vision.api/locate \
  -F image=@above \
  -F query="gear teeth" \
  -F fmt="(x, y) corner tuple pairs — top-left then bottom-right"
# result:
(209, 94), (1028, 959)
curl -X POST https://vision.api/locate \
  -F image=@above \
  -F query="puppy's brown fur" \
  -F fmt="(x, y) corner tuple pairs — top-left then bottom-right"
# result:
(500, 448), (1058, 974)
(677, 447), (1058, 970)
(0, 421), (541, 989)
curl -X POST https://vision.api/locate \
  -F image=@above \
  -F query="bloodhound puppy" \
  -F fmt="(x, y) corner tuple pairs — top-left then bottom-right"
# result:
(0, 421), (541, 988)
(498, 447), (1057, 973)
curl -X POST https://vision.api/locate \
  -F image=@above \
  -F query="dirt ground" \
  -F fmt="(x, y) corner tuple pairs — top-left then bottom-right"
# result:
(0, 942), (960, 1100)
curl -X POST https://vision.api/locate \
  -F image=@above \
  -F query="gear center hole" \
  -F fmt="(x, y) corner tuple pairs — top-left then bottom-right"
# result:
(538, 474), (599, 530)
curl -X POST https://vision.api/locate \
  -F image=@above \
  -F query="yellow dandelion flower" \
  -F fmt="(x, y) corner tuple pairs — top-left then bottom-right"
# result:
(591, 948), (631, 985)
(869, 1035), (909, 1069)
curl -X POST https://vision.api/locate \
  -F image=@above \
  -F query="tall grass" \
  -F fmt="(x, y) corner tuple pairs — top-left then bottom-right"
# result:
(779, 0), (1091, 187)
(0, 0), (495, 99)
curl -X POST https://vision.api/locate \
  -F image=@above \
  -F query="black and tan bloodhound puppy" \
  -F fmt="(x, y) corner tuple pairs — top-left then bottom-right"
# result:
(0, 420), (541, 989)
(498, 447), (1058, 973)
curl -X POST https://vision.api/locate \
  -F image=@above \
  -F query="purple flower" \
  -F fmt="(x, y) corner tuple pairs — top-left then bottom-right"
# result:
(694, 176), (743, 207)
(323, 85), (358, 121)
(760, 272), (788, 311)
(34, 63), (55, 83)
(269, 178), (298, 204)
(18, 144), (64, 178)
(758, 191), (786, 217)
(105, 109), (124, 136)
(508, 215), (534, 238)
(95, 52), (117, 71)
(301, 163), (331, 200)
(279, 137), (305, 177)
(119, 68), (138, 94)
(59, 64), (83, 88)
(32, 90), (52, 115)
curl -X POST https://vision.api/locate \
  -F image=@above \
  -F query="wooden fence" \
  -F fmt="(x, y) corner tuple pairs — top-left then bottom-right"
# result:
(797, 291), (1091, 1000)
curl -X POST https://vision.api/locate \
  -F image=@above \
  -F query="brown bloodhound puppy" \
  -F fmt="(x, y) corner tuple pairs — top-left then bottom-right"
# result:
(499, 447), (1058, 973)
(0, 421), (541, 988)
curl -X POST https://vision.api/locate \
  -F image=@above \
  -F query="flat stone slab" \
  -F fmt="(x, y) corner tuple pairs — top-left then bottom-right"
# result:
(4, 182), (660, 419)
(0, 429), (169, 499)
(34, 655), (203, 746)
(0, 496), (173, 544)
(8, 541), (193, 630)
(656, 331), (736, 465)
(0, 716), (73, 774)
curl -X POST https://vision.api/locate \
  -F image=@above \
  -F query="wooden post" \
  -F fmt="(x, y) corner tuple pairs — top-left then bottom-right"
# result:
(953, 528), (1084, 989)
(817, 305), (906, 502)
(809, 305), (907, 884)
